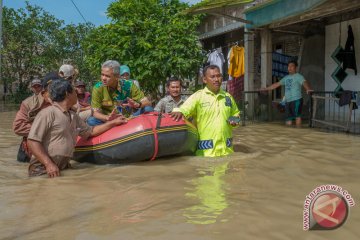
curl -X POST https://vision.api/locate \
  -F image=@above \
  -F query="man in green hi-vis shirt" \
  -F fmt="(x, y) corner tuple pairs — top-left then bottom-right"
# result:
(87, 60), (151, 126)
(171, 65), (241, 157)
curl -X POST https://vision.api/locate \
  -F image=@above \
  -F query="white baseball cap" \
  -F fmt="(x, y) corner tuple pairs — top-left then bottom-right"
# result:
(59, 64), (75, 79)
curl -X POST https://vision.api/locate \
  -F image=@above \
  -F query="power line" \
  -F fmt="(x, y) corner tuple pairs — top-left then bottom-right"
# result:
(69, 0), (88, 24)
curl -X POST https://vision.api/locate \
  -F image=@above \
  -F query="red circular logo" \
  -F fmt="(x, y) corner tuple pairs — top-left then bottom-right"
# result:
(311, 193), (348, 229)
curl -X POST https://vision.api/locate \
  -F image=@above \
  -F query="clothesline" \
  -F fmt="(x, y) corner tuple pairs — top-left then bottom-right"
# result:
(207, 40), (244, 52)
(222, 40), (244, 49)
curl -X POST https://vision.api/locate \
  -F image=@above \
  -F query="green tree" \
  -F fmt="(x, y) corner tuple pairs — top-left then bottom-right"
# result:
(2, 2), (95, 102)
(58, 23), (95, 82)
(2, 3), (63, 94)
(82, 0), (204, 95)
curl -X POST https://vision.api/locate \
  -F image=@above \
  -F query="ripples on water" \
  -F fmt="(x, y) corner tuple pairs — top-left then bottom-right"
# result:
(0, 110), (359, 239)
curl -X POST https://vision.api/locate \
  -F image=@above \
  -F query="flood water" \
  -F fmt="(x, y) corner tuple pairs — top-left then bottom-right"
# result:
(0, 108), (359, 239)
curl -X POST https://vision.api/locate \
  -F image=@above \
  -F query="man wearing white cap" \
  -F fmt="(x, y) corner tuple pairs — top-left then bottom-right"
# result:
(59, 64), (77, 83)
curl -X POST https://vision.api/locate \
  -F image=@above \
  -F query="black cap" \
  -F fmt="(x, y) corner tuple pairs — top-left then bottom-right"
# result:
(42, 71), (60, 89)
(75, 80), (86, 87)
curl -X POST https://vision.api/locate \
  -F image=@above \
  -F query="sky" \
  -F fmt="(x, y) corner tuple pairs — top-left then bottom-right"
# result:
(3, 0), (202, 26)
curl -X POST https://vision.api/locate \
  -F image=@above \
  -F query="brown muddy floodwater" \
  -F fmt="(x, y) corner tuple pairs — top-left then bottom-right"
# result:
(0, 107), (359, 240)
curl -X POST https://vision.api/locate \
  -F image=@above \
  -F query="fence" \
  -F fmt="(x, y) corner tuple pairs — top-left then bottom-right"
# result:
(238, 91), (311, 126)
(309, 91), (360, 134)
(238, 90), (360, 133)
(239, 91), (272, 125)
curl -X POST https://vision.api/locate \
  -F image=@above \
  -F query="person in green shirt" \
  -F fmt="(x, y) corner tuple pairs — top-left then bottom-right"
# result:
(171, 65), (241, 157)
(120, 65), (140, 89)
(119, 64), (154, 115)
(87, 60), (151, 126)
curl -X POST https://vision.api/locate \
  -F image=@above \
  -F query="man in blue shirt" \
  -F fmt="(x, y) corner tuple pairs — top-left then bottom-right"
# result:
(262, 60), (312, 127)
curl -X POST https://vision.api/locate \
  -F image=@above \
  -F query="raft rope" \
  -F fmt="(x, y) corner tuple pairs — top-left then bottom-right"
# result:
(147, 112), (162, 161)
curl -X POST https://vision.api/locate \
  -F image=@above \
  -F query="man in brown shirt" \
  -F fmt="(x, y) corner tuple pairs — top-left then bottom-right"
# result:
(29, 78), (42, 95)
(28, 79), (127, 178)
(13, 72), (58, 162)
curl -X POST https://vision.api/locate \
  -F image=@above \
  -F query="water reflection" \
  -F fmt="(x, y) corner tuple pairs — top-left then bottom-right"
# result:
(183, 161), (230, 224)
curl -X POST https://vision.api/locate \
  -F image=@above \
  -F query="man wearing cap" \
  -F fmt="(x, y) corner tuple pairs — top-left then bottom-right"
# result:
(87, 60), (152, 126)
(59, 64), (77, 83)
(30, 78), (42, 95)
(13, 72), (59, 162)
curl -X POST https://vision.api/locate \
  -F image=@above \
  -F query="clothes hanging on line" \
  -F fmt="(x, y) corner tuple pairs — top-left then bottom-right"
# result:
(339, 90), (352, 106)
(227, 49), (233, 81)
(339, 90), (358, 109)
(342, 25), (357, 75)
(227, 43), (242, 81)
(228, 46), (245, 78)
(227, 76), (244, 104)
(207, 48), (225, 74)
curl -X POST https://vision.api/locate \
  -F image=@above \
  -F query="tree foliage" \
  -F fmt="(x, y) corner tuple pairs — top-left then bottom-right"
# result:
(2, 2), (94, 101)
(59, 23), (95, 83)
(82, 0), (204, 94)
(2, 3), (62, 90)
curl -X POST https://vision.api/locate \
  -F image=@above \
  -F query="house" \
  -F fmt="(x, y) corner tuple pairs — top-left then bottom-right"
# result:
(188, 0), (360, 130)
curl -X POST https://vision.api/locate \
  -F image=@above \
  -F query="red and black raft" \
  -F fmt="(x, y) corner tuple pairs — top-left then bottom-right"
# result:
(74, 113), (198, 164)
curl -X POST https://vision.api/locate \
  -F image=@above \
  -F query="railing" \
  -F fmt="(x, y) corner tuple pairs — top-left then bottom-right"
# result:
(239, 91), (272, 126)
(236, 90), (360, 134)
(309, 91), (360, 134)
(239, 90), (311, 126)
